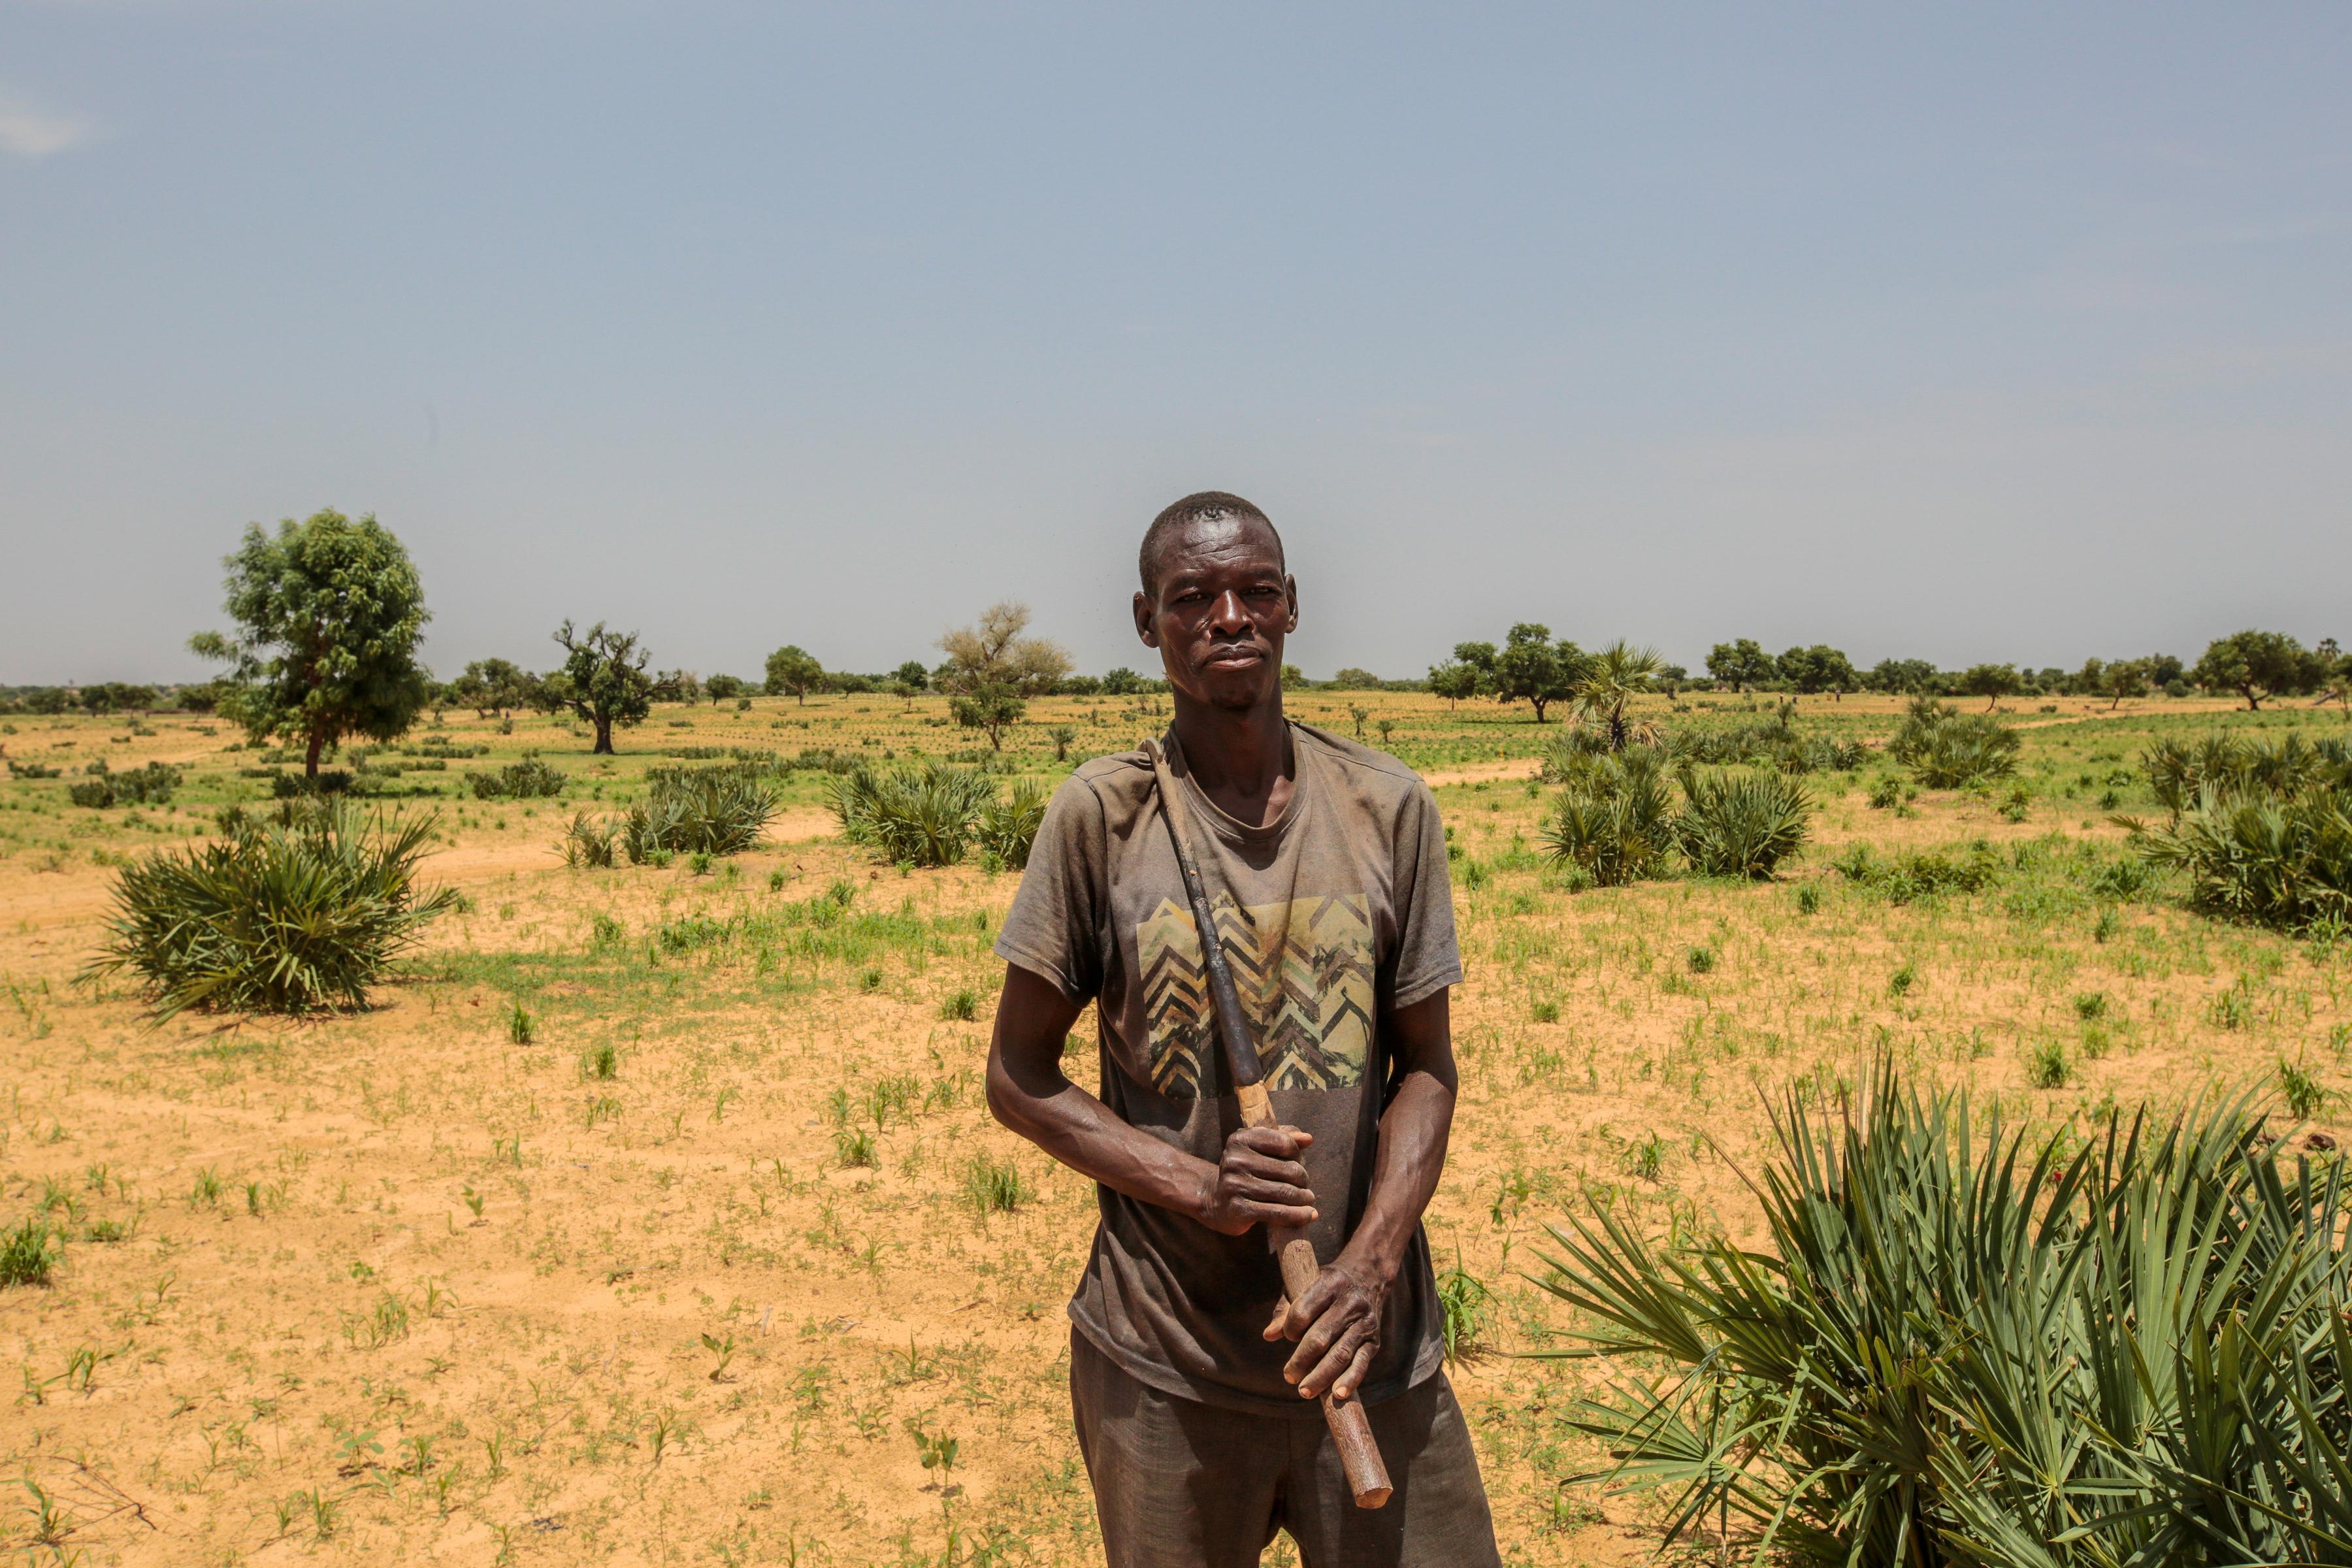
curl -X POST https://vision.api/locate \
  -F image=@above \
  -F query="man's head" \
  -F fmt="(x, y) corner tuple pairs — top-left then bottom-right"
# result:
(1134, 491), (1298, 713)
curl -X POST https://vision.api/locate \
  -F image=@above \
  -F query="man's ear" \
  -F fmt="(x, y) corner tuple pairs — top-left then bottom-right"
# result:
(1133, 590), (1161, 649)
(1283, 575), (1299, 634)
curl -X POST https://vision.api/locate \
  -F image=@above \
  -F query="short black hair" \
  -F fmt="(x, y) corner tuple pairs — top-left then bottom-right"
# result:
(1139, 491), (1284, 598)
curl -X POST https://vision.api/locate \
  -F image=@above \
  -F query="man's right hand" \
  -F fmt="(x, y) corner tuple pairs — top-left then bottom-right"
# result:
(1194, 1124), (1318, 1235)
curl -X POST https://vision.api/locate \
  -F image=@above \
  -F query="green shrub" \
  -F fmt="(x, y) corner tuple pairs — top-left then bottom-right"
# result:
(565, 766), (779, 864)
(1831, 841), (2001, 903)
(1674, 768), (1812, 879)
(962, 1152), (1030, 1216)
(1534, 1066), (2352, 1565)
(830, 764), (1001, 868)
(1540, 750), (1674, 887)
(66, 760), (181, 808)
(2122, 792), (2352, 932)
(977, 779), (1048, 870)
(465, 759), (566, 799)
(1888, 696), (2021, 787)
(82, 800), (457, 1017)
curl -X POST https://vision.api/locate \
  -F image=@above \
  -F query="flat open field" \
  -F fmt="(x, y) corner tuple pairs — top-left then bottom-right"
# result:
(3, 690), (2348, 1567)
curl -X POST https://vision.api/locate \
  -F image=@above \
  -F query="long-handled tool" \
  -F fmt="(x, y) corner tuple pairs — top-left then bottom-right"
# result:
(1143, 738), (1393, 1509)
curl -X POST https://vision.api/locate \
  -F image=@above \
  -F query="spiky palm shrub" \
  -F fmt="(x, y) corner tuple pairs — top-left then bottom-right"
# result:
(1890, 697), (2021, 789)
(1535, 1066), (2352, 1567)
(977, 777), (1048, 869)
(2142, 734), (2352, 822)
(623, 766), (779, 858)
(1674, 767), (1813, 877)
(1570, 640), (1667, 753)
(1541, 749), (1674, 886)
(83, 801), (455, 1017)
(2122, 788), (2352, 932)
(465, 758), (567, 800)
(830, 764), (1000, 867)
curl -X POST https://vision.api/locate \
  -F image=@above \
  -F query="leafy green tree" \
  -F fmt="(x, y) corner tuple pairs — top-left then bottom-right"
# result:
(892, 660), (931, 691)
(173, 680), (227, 714)
(188, 509), (431, 777)
(764, 645), (825, 705)
(1450, 641), (1499, 689)
(652, 669), (703, 704)
(949, 683), (1024, 751)
(1571, 641), (1666, 750)
(1102, 668), (1144, 696)
(1776, 645), (1859, 697)
(1494, 624), (1585, 723)
(451, 657), (534, 717)
(22, 688), (73, 715)
(705, 674), (746, 705)
(1955, 662), (2023, 710)
(1332, 668), (1382, 691)
(2191, 630), (2333, 711)
(1428, 660), (1480, 709)
(1865, 658), (1940, 695)
(79, 681), (157, 715)
(2099, 659), (2151, 710)
(1707, 638), (1775, 693)
(544, 621), (653, 754)
(1280, 663), (1308, 691)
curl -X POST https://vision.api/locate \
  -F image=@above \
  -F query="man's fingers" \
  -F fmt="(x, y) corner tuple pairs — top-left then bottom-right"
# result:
(1234, 1175), (1316, 1209)
(1241, 1201), (1318, 1230)
(1232, 1124), (1313, 1158)
(1261, 1296), (1291, 1342)
(1330, 1339), (1378, 1404)
(1294, 1320), (1378, 1399)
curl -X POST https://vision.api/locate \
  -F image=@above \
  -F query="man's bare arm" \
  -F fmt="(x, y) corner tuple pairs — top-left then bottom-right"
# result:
(986, 962), (1320, 1234)
(1266, 988), (1458, 1403)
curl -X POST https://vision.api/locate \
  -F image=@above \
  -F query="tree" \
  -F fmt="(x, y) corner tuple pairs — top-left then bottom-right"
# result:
(451, 657), (534, 717)
(949, 683), (1024, 751)
(80, 681), (157, 715)
(1571, 641), (1666, 750)
(544, 621), (653, 754)
(1452, 641), (1499, 689)
(188, 509), (432, 777)
(1332, 668), (1382, 691)
(1492, 624), (1585, 723)
(1955, 663), (2023, 710)
(1102, 667), (1144, 696)
(1776, 645), (1859, 698)
(892, 660), (931, 691)
(1281, 664), (1308, 691)
(1865, 658), (1940, 695)
(937, 602), (1071, 697)
(1707, 639), (1775, 693)
(2191, 630), (2332, 711)
(706, 674), (746, 705)
(2099, 659), (2151, 710)
(1428, 660), (1480, 710)
(651, 669), (702, 704)
(764, 645), (825, 705)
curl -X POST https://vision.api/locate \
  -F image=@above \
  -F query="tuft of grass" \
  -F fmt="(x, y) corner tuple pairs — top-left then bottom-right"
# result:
(2025, 1036), (2072, 1089)
(1887, 962), (1917, 998)
(938, 988), (979, 1022)
(0, 1217), (59, 1287)
(963, 1152), (1030, 1216)
(2279, 1056), (2332, 1120)
(835, 1126), (877, 1169)
(506, 998), (535, 1045)
(2073, 991), (2110, 1021)
(582, 1043), (618, 1081)
(1684, 945), (1716, 975)
(1435, 1249), (1494, 1362)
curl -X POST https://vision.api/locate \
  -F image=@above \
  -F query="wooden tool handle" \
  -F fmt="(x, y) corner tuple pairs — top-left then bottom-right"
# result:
(1149, 742), (1394, 1510)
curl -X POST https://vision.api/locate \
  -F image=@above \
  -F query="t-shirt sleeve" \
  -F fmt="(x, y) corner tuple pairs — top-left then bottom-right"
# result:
(993, 774), (1109, 1003)
(1389, 781), (1463, 1009)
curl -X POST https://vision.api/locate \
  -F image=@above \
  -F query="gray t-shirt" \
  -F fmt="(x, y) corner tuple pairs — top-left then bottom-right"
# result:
(994, 721), (1462, 1415)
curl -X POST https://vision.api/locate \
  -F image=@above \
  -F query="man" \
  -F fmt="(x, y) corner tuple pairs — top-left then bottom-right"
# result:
(987, 492), (1499, 1567)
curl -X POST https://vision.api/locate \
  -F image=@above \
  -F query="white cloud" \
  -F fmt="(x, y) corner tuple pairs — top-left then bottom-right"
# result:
(0, 95), (97, 159)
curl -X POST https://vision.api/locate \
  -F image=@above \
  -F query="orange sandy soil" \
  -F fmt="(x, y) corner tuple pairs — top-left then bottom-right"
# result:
(1, 693), (2344, 1567)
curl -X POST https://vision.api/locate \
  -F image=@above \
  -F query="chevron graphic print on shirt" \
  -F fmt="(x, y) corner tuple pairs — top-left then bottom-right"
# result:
(1134, 893), (1375, 1098)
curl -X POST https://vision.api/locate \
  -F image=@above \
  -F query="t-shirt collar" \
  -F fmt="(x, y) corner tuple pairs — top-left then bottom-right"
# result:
(1162, 723), (1304, 845)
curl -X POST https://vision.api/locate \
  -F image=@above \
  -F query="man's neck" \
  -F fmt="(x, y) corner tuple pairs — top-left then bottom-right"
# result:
(1168, 693), (1294, 830)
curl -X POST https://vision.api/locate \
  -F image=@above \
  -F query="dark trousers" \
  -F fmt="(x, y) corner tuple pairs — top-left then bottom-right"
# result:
(1068, 1328), (1502, 1568)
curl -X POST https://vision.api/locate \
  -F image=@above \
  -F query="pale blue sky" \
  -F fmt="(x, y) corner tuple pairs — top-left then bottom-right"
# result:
(4, 3), (2347, 685)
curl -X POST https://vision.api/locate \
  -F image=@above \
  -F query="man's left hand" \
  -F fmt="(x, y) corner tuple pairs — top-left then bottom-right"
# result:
(1262, 1252), (1388, 1403)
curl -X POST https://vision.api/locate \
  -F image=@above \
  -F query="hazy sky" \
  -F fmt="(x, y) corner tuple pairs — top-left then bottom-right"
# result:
(4, 3), (2348, 686)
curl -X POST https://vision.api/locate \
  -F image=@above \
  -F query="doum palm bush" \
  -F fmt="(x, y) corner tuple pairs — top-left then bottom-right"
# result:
(1535, 1063), (2352, 1566)
(831, 764), (1041, 868)
(83, 800), (456, 1017)
(1540, 749), (1675, 886)
(1674, 766), (1813, 878)
(563, 765), (779, 867)
(2123, 787), (2352, 932)
(1889, 696), (2022, 789)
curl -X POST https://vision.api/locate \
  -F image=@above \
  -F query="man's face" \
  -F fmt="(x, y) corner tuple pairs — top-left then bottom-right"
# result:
(1133, 517), (1299, 713)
